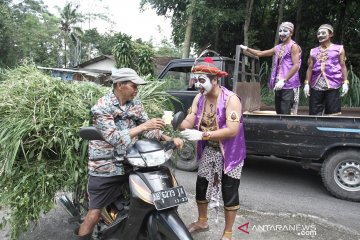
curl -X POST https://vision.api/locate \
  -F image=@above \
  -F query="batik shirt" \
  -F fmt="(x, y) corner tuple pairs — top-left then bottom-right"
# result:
(310, 44), (344, 89)
(88, 91), (162, 177)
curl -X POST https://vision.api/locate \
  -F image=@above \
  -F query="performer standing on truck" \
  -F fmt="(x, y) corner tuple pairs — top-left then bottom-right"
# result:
(178, 56), (246, 240)
(240, 22), (302, 115)
(303, 24), (349, 115)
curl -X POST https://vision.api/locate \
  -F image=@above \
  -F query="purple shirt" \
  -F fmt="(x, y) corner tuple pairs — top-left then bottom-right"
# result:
(270, 40), (301, 90)
(310, 44), (344, 89)
(194, 87), (246, 173)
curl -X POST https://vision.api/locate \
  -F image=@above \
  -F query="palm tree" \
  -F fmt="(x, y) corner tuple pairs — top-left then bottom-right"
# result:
(58, 3), (84, 67)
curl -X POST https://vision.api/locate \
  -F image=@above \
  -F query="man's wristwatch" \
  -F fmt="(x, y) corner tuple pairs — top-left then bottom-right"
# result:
(202, 131), (211, 140)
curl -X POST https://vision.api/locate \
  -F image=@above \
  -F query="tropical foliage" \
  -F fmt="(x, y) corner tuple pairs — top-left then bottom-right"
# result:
(112, 34), (155, 76)
(142, 0), (360, 75)
(0, 0), (60, 68)
(57, 2), (84, 67)
(112, 33), (135, 69)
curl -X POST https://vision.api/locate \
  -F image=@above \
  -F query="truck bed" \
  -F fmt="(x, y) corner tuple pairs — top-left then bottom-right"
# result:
(257, 105), (360, 117)
(244, 108), (360, 161)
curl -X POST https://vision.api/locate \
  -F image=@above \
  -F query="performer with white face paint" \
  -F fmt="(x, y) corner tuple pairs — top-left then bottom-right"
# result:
(179, 57), (246, 240)
(304, 24), (349, 115)
(193, 74), (214, 95)
(240, 22), (302, 115)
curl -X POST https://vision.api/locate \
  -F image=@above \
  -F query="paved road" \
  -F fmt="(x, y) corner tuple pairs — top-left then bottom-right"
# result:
(1, 156), (359, 239)
(174, 155), (360, 232)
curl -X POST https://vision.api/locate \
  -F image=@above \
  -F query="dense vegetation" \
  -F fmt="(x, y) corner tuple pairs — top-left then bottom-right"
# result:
(142, 0), (360, 73)
(0, 0), (178, 71)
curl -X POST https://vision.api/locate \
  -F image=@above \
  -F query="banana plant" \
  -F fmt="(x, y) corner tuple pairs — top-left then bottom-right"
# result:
(112, 33), (135, 68)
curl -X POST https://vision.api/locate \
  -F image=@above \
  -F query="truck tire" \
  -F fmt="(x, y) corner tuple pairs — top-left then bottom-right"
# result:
(170, 141), (198, 171)
(321, 150), (360, 202)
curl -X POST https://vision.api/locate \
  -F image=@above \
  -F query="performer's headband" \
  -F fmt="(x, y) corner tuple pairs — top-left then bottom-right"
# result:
(279, 22), (294, 32)
(318, 24), (334, 33)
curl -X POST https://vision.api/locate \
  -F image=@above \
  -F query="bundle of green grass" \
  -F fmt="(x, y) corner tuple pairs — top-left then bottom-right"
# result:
(0, 65), (109, 238)
(0, 64), (177, 239)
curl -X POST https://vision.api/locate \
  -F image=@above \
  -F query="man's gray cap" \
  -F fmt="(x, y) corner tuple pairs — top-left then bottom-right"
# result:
(111, 68), (147, 85)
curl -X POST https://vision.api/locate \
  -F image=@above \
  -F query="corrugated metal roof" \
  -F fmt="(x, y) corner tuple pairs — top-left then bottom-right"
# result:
(37, 66), (110, 77)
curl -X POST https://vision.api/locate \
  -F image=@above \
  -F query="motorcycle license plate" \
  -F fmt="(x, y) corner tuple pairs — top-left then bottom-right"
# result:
(152, 186), (188, 210)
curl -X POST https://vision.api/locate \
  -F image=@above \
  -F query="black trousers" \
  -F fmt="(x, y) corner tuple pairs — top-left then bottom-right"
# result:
(309, 88), (341, 115)
(196, 174), (240, 208)
(275, 89), (295, 114)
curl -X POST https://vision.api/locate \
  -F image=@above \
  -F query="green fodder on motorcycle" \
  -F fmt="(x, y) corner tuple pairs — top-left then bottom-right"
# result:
(0, 64), (107, 239)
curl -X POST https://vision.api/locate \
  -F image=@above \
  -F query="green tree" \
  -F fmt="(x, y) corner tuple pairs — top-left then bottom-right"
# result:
(112, 33), (155, 76)
(58, 2), (84, 67)
(155, 39), (182, 58)
(113, 33), (135, 69)
(0, 0), (18, 67)
(243, 0), (255, 46)
(0, 0), (61, 68)
(134, 41), (155, 75)
(81, 28), (102, 60)
(142, 0), (246, 56)
(97, 32), (128, 55)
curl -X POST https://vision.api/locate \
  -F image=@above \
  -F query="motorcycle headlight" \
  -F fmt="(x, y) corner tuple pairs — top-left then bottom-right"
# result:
(141, 150), (166, 167)
(165, 149), (174, 160)
(127, 157), (146, 167)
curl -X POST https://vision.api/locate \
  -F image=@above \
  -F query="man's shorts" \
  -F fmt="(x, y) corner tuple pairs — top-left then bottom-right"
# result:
(87, 175), (128, 209)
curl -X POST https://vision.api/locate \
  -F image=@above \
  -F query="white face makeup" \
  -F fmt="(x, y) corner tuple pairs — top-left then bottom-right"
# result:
(193, 74), (213, 95)
(317, 28), (330, 43)
(279, 27), (291, 42)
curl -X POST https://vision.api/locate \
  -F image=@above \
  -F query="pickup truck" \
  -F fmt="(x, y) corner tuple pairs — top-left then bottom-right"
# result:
(158, 47), (360, 202)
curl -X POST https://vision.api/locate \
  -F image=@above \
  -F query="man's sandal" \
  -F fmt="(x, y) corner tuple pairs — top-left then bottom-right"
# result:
(220, 231), (232, 240)
(187, 217), (209, 233)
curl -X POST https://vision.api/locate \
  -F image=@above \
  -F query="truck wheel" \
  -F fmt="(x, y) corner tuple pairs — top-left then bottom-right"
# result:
(321, 150), (360, 202)
(170, 141), (198, 171)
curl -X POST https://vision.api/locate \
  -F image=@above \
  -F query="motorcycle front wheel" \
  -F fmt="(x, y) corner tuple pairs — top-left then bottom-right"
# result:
(146, 209), (193, 240)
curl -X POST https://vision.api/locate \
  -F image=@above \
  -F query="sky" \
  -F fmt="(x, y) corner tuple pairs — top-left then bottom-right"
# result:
(41, 0), (173, 46)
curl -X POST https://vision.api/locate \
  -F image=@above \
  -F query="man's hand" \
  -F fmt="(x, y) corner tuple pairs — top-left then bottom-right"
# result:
(303, 84), (310, 98)
(141, 118), (165, 131)
(180, 129), (203, 141)
(240, 45), (248, 51)
(274, 79), (286, 91)
(173, 137), (184, 149)
(341, 83), (349, 97)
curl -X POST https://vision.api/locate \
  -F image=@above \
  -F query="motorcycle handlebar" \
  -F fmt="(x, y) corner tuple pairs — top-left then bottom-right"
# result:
(163, 140), (176, 151)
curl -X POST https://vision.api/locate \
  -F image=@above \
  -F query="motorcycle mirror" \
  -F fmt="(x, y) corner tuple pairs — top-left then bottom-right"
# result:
(171, 111), (185, 130)
(79, 127), (105, 141)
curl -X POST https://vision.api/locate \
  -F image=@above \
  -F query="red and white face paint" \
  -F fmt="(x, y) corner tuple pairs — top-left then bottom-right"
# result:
(317, 28), (330, 43)
(193, 74), (213, 95)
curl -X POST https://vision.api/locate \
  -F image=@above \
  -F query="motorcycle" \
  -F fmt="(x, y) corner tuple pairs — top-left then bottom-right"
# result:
(59, 112), (193, 240)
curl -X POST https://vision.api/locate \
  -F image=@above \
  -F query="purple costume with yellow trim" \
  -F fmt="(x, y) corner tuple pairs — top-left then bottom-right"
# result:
(270, 40), (301, 90)
(194, 86), (246, 173)
(310, 44), (344, 89)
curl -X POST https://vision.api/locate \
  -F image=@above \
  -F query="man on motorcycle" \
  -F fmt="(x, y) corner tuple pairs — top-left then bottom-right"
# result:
(75, 68), (184, 239)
